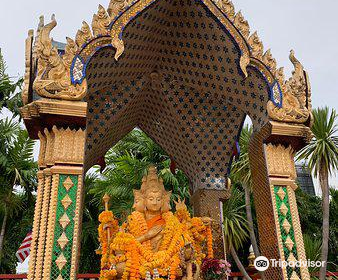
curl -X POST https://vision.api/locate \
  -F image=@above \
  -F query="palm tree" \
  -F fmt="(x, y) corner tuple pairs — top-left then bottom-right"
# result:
(0, 48), (23, 117)
(297, 107), (338, 280)
(231, 125), (260, 258)
(0, 118), (37, 258)
(222, 187), (251, 280)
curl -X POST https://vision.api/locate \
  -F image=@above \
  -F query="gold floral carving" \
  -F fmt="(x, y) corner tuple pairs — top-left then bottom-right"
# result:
(22, 30), (34, 105)
(57, 232), (69, 250)
(268, 50), (312, 124)
(265, 144), (297, 180)
(263, 49), (277, 74)
(33, 15), (87, 101)
(92, 5), (110, 36)
(215, 0), (235, 21)
(248, 31), (263, 60)
(233, 11), (250, 38)
(75, 21), (93, 47)
(38, 126), (85, 166)
(108, 0), (130, 18)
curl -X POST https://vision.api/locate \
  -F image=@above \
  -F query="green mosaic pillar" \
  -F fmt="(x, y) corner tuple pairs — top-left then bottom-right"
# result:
(44, 170), (84, 280)
(265, 144), (311, 280)
(27, 126), (85, 280)
(249, 125), (311, 280)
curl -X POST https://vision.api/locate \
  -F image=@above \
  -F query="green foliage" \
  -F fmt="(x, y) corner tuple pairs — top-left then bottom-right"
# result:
(222, 187), (249, 251)
(79, 129), (191, 272)
(297, 107), (338, 176)
(0, 197), (35, 273)
(0, 49), (23, 117)
(295, 188), (338, 271)
(303, 234), (322, 273)
(0, 118), (37, 271)
(230, 125), (252, 187)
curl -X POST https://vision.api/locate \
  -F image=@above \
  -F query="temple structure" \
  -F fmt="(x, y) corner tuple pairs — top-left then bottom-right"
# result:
(20, 0), (313, 279)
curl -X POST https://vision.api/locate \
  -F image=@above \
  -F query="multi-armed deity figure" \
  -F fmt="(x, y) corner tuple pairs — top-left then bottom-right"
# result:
(97, 166), (213, 280)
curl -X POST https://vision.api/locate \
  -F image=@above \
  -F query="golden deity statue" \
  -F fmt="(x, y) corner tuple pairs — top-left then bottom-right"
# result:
(98, 166), (213, 280)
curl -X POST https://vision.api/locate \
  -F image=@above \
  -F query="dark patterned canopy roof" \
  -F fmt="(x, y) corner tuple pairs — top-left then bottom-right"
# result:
(84, 0), (270, 190)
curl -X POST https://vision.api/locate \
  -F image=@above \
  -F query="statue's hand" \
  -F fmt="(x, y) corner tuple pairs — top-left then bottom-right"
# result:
(146, 225), (163, 240)
(136, 225), (163, 243)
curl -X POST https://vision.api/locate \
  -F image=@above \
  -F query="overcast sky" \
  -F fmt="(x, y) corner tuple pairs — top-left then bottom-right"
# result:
(1, 0), (338, 113)
(1, 0), (337, 272)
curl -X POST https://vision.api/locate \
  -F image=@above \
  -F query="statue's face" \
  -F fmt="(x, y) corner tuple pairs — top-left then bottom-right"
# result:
(133, 191), (145, 212)
(145, 191), (162, 212)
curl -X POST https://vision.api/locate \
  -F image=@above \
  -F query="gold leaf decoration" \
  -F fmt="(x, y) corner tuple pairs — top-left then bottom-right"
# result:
(59, 213), (70, 229)
(216, 0), (235, 21)
(75, 21), (93, 47)
(233, 11), (250, 38)
(267, 50), (311, 124)
(285, 236), (294, 251)
(57, 232), (69, 250)
(63, 177), (74, 191)
(290, 271), (300, 280)
(108, 0), (129, 19)
(33, 15), (87, 100)
(61, 194), (72, 210)
(263, 49), (277, 74)
(63, 37), (78, 68)
(279, 203), (288, 216)
(248, 31), (263, 60)
(55, 253), (67, 270)
(282, 219), (291, 234)
(276, 188), (286, 200)
(92, 5), (110, 36)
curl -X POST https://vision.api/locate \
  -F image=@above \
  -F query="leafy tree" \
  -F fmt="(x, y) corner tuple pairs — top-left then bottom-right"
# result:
(231, 125), (260, 258)
(80, 129), (191, 271)
(222, 187), (251, 280)
(0, 118), (37, 261)
(0, 48), (23, 117)
(297, 107), (338, 279)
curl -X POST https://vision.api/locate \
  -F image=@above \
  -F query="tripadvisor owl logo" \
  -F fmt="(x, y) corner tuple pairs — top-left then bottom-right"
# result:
(254, 256), (270, 271)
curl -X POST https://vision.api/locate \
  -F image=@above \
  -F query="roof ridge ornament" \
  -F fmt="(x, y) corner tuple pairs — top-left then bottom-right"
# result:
(32, 15), (87, 100)
(267, 50), (312, 124)
(27, 0), (311, 126)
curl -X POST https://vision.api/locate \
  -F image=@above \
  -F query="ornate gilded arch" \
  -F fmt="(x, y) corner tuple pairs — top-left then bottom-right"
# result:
(25, 0), (311, 126)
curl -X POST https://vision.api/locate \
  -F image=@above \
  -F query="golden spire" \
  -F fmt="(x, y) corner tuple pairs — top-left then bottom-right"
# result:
(140, 166), (166, 194)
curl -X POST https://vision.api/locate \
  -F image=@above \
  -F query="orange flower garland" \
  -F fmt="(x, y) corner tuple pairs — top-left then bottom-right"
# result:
(206, 225), (214, 258)
(98, 205), (214, 280)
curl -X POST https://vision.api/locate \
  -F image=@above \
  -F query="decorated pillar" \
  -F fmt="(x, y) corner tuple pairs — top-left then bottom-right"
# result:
(192, 188), (230, 259)
(250, 121), (312, 280)
(27, 126), (86, 280)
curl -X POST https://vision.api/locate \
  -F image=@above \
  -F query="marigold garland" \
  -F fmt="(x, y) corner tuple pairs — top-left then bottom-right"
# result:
(99, 205), (214, 280)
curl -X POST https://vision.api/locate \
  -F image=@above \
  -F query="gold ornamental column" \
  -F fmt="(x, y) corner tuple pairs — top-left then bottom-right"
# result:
(249, 122), (311, 280)
(27, 125), (86, 280)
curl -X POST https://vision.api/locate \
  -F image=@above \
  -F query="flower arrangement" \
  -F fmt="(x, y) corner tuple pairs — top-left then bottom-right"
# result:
(201, 258), (231, 280)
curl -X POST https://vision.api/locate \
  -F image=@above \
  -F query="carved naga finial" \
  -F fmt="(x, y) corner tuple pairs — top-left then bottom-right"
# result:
(35, 15), (58, 76)
(267, 50), (312, 125)
(33, 14), (87, 100)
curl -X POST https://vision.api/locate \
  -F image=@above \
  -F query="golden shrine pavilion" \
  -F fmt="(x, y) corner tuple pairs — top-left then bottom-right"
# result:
(20, 0), (313, 279)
